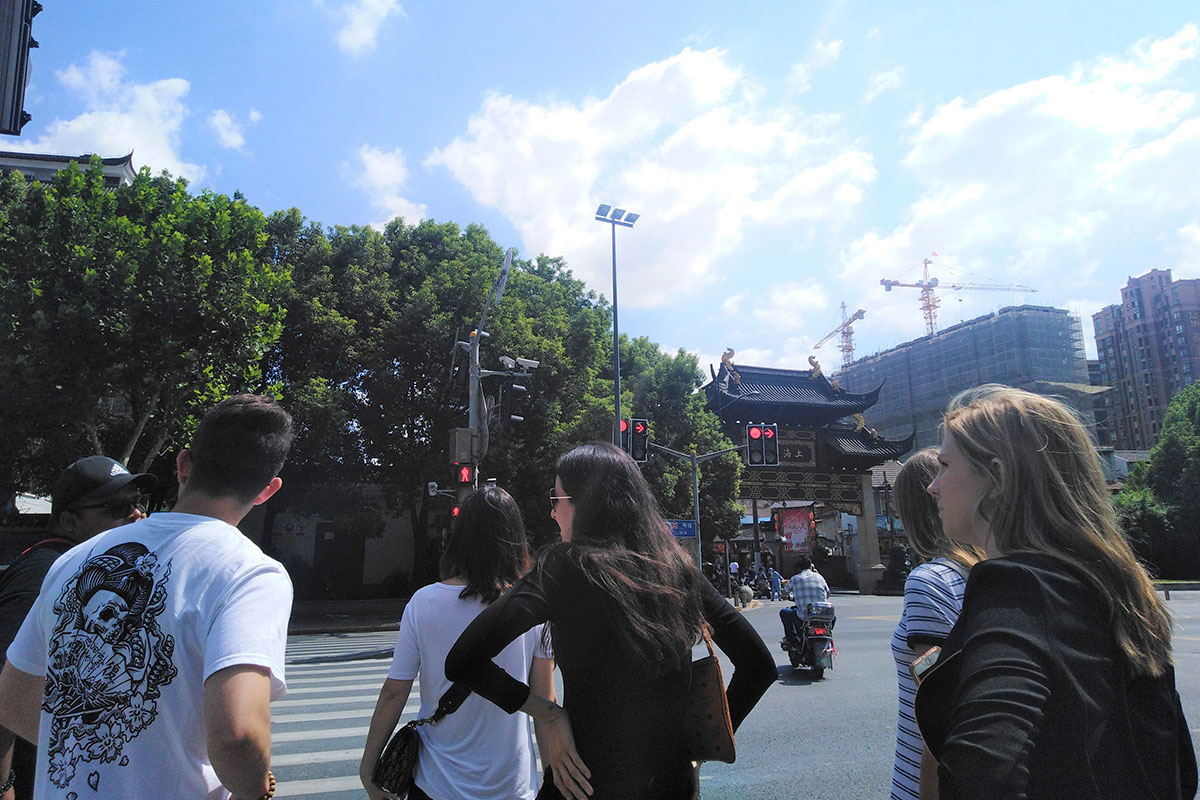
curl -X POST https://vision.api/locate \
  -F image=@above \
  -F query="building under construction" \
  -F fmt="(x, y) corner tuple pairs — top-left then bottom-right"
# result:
(834, 305), (1098, 451)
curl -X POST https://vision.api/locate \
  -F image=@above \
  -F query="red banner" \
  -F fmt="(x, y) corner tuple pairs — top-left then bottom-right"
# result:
(778, 507), (813, 553)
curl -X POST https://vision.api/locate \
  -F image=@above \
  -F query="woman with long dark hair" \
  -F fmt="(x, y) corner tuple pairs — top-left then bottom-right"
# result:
(914, 386), (1196, 799)
(446, 442), (776, 799)
(360, 487), (553, 800)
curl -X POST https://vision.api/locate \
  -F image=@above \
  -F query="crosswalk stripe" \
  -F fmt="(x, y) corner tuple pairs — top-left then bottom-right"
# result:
(271, 747), (364, 767)
(272, 692), (381, 708)
(283, 681), (386, 695)
(274, 775), (363, 796)
(272, 708), (377, 724)
(271, 725), (370, 743)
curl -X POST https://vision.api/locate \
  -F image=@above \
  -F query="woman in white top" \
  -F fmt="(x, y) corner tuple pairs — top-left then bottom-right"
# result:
(889, 449), (984, 800)
(361, 487), (554, 800)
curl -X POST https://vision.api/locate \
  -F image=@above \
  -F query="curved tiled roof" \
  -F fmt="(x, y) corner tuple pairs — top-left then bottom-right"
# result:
(706, 361), (883, 427)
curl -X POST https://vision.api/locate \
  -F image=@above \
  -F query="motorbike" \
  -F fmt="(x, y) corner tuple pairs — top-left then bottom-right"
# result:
(780, 601), (837, 678)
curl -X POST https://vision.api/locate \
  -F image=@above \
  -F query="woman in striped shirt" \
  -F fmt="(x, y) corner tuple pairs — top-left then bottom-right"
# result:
(889, 449), (984, 800)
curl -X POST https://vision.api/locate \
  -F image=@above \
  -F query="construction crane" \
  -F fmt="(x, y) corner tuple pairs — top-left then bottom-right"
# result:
(814, 302), (866, 368)
(881, 255), (1036, 336)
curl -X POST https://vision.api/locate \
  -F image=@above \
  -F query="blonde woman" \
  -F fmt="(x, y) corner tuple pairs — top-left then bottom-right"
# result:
(889, 449), (983, 800)
(915, 386), (1196, 799)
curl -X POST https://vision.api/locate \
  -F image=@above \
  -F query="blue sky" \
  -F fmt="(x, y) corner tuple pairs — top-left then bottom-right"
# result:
(12, 1), (1200, 374)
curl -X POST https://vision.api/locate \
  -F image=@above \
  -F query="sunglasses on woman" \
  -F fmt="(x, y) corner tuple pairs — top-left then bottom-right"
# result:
(549, 488), (572, 507)
(72, 494), (151, 519)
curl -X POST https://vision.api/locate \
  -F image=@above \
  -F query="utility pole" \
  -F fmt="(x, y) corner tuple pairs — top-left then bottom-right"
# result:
(649, 441), (743, 571)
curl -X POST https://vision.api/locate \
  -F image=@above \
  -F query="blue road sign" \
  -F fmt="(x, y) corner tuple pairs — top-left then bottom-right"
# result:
(666, 519), (697, 538)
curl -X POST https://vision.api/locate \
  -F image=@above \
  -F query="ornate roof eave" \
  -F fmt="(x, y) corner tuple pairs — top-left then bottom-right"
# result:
(706, 361), (884, 426)
(825, 426), (916, 464)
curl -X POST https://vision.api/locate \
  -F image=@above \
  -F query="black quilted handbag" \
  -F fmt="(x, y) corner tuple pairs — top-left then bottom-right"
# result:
(372, 683), (471, 797)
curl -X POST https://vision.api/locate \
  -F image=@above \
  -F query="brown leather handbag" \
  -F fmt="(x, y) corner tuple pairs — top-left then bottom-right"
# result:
(681, 627), (736, 764)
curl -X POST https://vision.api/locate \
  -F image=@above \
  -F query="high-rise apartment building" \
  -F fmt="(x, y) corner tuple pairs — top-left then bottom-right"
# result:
(1093, 269), (1200, 449)
(836, 305), (1094, 451)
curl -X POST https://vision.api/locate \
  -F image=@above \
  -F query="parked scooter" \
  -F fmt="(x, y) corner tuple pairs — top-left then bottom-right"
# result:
(780, 601), (837, 678)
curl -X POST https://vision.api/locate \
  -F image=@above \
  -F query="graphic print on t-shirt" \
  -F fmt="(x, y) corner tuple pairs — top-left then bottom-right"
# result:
(42, 542), (177, 789)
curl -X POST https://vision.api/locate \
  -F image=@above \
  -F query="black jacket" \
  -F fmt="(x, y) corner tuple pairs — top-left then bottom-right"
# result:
(915, 552), (1197, 800)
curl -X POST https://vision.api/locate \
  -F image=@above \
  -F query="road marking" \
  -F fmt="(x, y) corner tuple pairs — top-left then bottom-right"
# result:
(272, 748), (364, 767)
(271, 725), (369, 743)
(272, 693), (381, 709)
(285, 681), (386, 695)
(274, 775), (363, 796)
(271, 708), (378, 724)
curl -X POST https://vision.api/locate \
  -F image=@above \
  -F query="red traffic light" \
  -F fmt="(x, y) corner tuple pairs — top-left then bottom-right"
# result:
(620, 419), (629, 432)
(634, 421), (647, 434)
(748, 425), (763, 440)
(452, 506), (460, 517)
(763, 426), (775, 439)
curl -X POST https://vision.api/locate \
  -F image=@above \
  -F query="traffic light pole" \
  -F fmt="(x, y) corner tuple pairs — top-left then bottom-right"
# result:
(649, 442), (743, 571)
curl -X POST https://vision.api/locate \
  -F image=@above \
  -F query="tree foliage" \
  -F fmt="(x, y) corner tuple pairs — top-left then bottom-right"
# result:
(0, 161), (742, 594)
(1114, 382), (1200, 578)
(0, 159), (288, 496)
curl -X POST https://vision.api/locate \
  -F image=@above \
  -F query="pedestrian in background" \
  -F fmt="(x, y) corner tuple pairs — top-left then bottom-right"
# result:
(767, 565), (783, 601)
(916, 386), (1197, 799)
(446, 442), (775, 800)
(360, 486), (552, 800)
(0, 456), (156, 800)
(888, 449), (983, 800)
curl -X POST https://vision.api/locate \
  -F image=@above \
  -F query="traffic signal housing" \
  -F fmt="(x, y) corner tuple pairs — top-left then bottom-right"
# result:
(630, 418), (649, 463)
(762, 423), (779, 466)
(746, 423), (780, 467)
(0, 0), (39, 136)
(746, 424), (765, 465)
(620, 418), (630, 453)
(498, 380), (527, 427)
(454, 462), (476, 487)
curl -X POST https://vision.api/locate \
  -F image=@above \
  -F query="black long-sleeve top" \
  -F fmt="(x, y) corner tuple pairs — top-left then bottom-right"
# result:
(446, 544), (776, 800)
(914, 551), (1197, 800)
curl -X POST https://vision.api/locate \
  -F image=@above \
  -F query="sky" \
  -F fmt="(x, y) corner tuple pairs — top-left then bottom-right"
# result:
(11, 1), (1200, 376)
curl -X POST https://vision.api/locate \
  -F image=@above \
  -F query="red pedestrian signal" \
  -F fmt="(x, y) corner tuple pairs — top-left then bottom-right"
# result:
(455, 463), (475, 485)
(452, 506), (460, 517)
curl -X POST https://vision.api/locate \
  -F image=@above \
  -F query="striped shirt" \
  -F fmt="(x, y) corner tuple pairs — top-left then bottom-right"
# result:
(890, 558), (970, 800)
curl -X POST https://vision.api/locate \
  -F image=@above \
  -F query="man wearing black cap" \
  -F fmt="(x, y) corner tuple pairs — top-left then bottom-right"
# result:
(0, 456), (155, 800)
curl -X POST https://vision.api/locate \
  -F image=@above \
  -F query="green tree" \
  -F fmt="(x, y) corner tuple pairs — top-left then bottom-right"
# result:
(0, 159), (288, 496)
(1114, 382), (1200, 578)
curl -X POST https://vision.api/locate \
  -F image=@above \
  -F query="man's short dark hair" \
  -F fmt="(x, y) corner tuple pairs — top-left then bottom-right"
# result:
(796, 556), (813, 571)
(185, 395), (294, 503)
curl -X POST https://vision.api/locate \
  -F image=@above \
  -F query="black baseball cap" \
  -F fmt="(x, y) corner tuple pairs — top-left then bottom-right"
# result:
(51, 456), (158, 519)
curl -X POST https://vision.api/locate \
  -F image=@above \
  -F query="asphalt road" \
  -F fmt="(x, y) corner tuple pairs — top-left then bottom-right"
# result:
(269, 591), (1200, 800)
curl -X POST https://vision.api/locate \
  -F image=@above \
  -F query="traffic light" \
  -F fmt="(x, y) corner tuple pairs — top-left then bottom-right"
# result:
(746, 424), (765, 465)
(630, 418), (649, 463)
(454, 462), (475, 487)
(498, 380), (527, 427)
(762, 423), (779, 466)
(0, 0), (39, 136)
(620, 418), (631, 453)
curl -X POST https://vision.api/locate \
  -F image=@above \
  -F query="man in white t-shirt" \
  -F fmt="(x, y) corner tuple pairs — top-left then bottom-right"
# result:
(0, 395), (295, 800)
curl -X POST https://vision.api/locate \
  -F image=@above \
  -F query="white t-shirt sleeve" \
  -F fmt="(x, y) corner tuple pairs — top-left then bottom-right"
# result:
(203, 562), (293, 699)
(5, 585), (51, 677)
(387, 593), (422, 681)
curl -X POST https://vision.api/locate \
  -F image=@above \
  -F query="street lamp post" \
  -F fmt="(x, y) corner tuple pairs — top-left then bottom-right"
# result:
(595, 204), (639, 445)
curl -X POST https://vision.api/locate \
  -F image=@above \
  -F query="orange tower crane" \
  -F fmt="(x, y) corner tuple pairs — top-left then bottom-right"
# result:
(881, 255), (1036, 336)
(814, 302), (866, 368)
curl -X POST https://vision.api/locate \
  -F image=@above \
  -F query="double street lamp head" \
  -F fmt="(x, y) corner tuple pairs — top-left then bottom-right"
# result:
(596, 204), (639, 228)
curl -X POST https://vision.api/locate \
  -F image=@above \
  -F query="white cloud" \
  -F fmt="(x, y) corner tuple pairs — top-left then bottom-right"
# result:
(788, 39), (843, 93)
(248, 109), (263, 124)
(428, 47), (876, 309)
(842, 24), (1200, 338)
(11, 51), (204, 182)
(864, 66), (904, 103)
(352, 144), (427, 228)
(208, 109), (245, 150)
(336, 0), (404, 56)
(753, 280), (830, 332)
(1173, 223), (1200, 279)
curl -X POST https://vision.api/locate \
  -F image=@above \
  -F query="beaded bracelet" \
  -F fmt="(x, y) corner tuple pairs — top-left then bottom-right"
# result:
(0, 768), (15, 794)
(236, 769), (275, 800)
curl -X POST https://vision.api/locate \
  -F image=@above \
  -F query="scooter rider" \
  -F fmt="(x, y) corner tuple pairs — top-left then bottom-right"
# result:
(779, 556), (829, 644)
